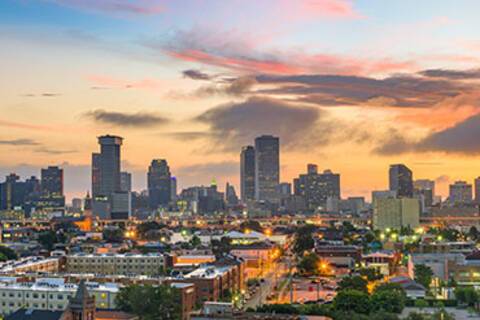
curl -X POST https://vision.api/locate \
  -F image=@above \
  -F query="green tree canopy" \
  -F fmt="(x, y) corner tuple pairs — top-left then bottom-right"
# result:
(358, 267), (383, 281)
(116, 284), (181, 320)
(414, 264), (434, 290)
(338, 276), (368, 294)
(0, 246), (17, 260)
(239, 220), (264, 233)
(297, 253), (320, 276)
(333, 289), (371, 314)
(371, 289), (406, 313)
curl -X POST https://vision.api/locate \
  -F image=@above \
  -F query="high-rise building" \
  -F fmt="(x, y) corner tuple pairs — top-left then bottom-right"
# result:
(148, 159), (172, 209)
(41, 166), (63, 196)
(120, 171), (132, 192)
(98, 135), (122, 195)
(91, 135), (128, 219)
(171, 177), (177, 201)
(294, 165), (340, 211)
(0, 174), (27, 210)
(240, 145), (255, 203)
(389, 164), (413, 198)
(475, 177), (480, 203)
(449, 181), (472, 205)
(91, 153), (101, 197)
(414, 179), (435, 211)
(254, 135), (279, 203)
(225, 182), (239, 206)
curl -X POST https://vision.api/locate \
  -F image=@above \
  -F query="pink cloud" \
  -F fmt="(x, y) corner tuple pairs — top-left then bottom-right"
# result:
(51, 0), (164, 16)
(166, 48), (415, 76)
(289, 0), (363, 19)
(86, 74), (164, 90)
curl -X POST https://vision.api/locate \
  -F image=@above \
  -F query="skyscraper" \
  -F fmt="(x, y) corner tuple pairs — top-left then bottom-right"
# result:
(475, 177), (480, 203)
(225, 182), (239, 206)
(91, 153), (101, 197)
(240, 145), (255, 202)
(294, 165), (340, 211)
(389, 164), (413, 198)
(148, 159), (172, 209)
(41, 166), (63, 196)
(254, 135), (280, 203)
(120, 172), (132, 193)
(98, 135), (122, 195)
(449, 181), (472, 205)
(91, 135), (127, 219)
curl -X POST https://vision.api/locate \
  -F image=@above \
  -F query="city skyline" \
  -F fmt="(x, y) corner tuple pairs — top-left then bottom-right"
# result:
(3, 1), (480, 200)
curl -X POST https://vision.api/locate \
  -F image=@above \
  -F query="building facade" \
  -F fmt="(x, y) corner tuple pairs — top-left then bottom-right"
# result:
(254, 135), (279, 204)
(148, 159), (172, 209)
(66, 253), (167, 276)
(240, 146), (255, 203)
(389, 164), (413, 198)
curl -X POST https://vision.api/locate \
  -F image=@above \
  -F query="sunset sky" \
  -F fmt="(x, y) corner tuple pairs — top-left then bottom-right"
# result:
(2, 0), (480, 202)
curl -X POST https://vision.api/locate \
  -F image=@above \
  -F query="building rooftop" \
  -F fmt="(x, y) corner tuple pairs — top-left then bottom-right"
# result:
(184, 265), (232, 279)
(0, 278), (119, 293)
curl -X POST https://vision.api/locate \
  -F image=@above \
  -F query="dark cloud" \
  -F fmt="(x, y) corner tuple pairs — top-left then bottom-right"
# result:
(417, 114), (480, 154)
(85, 109), (170, 127)
(420, 68), (480, 80)
(182, 69), (212, 80)
(374, 114), (480, 155)
(166, 131), (213, 141)
(21, 93), (61, 97)
(33, 147), (77, 155)
(195, 96), (332, 151)
(195, 76), (257, 97)
(0, 139), (40, 146)
(256, 74), (469, 108)
(372, 130), (413, 155)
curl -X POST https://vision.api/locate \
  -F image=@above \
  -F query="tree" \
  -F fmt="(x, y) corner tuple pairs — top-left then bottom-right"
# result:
(102, 228), (124, 243)
(297, 253), (320, 276)
(414, 264), (433, 290)
(469, 226), (479, 241)
(38, 230), (58, 251)
(358, 267), (383, 281)
(190, 235), (201, 248)
(371, 289), (406, 313)
(333, 289), (371, 314)
(212, 236), (232, 258)
(414, 299), (428, 310)
(116, 284), (181, 320)
(239, 220), (264, 233)
(136, 221), (164, 240)
(293, 225), (316, 256)
(405, 312), (425, 320)
(0, 246), (17, 260)
(338, 276), (368, 294)
(455, 287), (479, 306)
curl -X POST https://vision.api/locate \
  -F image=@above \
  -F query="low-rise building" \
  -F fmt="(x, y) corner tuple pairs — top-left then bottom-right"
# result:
(0, 257), (64, 274)
(315, 245), (362, 269)
(66, 253), (168, 276)
(0, 277), (119, 316)
(362, 251), (396, 276)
